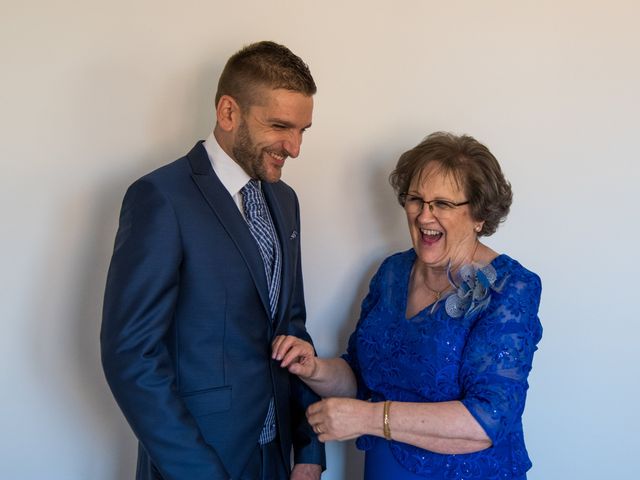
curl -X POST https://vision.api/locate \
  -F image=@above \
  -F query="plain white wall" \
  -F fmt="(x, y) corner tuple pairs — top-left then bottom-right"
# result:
(2, 1), (639, 478)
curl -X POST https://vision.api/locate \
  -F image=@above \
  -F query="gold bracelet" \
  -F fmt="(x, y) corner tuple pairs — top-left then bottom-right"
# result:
(383, 400), (392, 440)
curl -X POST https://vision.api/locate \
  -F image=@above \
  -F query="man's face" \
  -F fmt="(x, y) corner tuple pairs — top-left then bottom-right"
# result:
(232, 88), (313, 183)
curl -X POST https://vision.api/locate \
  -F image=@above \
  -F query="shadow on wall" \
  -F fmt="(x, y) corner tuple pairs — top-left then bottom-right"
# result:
(75, 176), (141, 479)
(23, 53), (224, 479)
(81, 58), (222, 477)
(27, 172), (138, 479)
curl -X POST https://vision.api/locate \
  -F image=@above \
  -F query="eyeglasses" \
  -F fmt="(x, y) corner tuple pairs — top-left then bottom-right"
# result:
(399, 193), (469, 217)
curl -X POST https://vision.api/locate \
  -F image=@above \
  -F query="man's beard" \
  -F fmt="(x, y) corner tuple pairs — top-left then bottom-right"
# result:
(232, 119), (268, 181)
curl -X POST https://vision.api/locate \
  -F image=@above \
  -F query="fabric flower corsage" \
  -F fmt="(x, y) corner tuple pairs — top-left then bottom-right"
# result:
(444, 262), (507, 318)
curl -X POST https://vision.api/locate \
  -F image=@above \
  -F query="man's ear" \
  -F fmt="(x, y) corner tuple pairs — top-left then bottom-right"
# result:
(216, 95), (241, 132)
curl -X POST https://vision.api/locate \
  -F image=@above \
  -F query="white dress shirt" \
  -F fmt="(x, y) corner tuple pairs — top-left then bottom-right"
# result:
(203, 132), (253, 217)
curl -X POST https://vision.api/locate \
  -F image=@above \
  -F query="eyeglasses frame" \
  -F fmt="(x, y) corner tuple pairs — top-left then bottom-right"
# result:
(399, 193), (470, 215)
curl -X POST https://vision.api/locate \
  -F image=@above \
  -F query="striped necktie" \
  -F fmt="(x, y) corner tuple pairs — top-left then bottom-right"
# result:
(241, 179), (282, 317)
(241, 179), (281, 444)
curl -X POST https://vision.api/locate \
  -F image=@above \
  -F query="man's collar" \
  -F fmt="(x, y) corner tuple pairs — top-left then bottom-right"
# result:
(203, 132), (252, 197)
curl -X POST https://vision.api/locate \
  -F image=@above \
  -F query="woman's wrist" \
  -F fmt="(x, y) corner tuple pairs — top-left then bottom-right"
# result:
(363, 401), (386, 438)
(383, 400), (393, 440)
(306, 356), (321, 381)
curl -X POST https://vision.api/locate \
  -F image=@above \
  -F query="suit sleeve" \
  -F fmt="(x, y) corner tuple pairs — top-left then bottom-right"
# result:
(101, 179), (230, 480)
(285, 193), (326, 469)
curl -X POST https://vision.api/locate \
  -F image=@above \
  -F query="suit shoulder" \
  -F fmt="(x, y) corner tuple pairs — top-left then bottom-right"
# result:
(117, 155), (193, 209)
(136, 156), (191, 186)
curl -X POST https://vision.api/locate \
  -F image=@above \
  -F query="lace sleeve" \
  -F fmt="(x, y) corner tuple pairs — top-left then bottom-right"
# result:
(459, 270), (542, 445)
(340, 260), (387, 401)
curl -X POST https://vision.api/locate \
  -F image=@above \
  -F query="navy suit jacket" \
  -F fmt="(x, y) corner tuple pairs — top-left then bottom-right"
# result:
(101, 142), (325, 480)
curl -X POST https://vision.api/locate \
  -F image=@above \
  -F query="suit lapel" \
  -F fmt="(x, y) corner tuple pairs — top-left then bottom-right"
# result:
(186, 142), (272, 318)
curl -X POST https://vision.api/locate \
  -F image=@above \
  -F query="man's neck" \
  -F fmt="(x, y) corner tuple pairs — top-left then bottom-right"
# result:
(213, 126), (235, 161)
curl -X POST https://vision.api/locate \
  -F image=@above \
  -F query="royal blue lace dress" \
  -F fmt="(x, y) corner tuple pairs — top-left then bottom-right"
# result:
(342, 249), (542, 480)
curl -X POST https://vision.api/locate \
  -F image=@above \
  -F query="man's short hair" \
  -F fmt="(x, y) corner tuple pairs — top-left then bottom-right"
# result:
(215, 41), (316, 110)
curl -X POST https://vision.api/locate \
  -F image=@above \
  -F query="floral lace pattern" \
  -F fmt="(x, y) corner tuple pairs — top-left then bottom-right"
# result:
(342, 249), (542, 479)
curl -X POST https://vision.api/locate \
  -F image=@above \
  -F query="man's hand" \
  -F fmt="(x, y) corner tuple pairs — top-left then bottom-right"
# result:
(290, 463), (322, 480)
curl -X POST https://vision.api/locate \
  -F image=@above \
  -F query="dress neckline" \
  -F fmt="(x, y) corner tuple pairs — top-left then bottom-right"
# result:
(402, 250), (506, 321)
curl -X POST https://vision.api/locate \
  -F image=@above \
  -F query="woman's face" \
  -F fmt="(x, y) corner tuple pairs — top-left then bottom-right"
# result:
(405, 163), (482, 270)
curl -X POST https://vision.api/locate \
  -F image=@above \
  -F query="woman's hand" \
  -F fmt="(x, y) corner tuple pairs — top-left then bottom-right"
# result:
(306, 397), (374, 442)
(272, 335), (318, 380)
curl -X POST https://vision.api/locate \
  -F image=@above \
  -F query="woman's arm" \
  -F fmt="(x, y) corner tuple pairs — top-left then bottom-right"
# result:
(305, 398), (491, 454)
(372, 400), (491, 453)
(272, 335), (357, 398)
(303, 267), (542, 454)
(273, 336), (489, 453)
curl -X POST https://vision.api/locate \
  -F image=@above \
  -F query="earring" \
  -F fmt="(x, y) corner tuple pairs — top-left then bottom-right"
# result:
(474, 225), (481, 232)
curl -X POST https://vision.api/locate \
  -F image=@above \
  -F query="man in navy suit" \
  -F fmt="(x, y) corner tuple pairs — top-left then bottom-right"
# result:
(101, 41), (325, 480)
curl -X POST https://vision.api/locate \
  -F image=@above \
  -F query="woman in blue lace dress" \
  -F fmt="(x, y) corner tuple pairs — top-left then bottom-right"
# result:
(273, 132), (542, 480)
